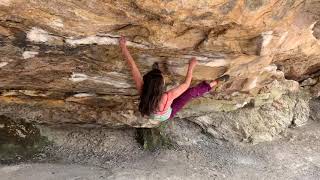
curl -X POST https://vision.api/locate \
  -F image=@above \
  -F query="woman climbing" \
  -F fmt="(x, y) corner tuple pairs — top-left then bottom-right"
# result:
(119, 37), (229, 121)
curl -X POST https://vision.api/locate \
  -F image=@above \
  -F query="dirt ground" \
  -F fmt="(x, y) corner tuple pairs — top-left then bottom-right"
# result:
(1, 121), (320, 180)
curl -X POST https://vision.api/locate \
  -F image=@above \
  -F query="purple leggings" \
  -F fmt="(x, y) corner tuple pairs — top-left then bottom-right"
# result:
(169, 81), (212, 119)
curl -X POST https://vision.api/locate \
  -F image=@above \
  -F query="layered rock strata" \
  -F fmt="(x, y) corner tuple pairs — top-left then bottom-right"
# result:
(0, 1), (319, 139)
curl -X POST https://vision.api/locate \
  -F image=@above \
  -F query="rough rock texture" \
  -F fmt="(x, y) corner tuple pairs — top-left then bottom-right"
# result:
(310, 77), (320, 97)
(0, 0), (319, 131)
(310, 97), (320, 121)
(187, 93), (310, 144)
(0, 115), (49, 164)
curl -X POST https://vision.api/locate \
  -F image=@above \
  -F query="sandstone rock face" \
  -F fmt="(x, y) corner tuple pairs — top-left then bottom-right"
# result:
(180, 90), (311, 144)
(0, 0), (319, 133)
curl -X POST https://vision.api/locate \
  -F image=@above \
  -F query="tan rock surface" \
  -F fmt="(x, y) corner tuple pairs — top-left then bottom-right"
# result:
(0, 0), (319, 128)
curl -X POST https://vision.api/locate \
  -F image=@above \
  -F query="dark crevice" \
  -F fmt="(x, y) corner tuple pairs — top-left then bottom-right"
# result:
(194, 23), (238, 50)
(298, 70), (320, 83)
(0, 88), (137, 100)
(112, 23), (134, 32)
(11, 28), (28, 49)
(194, 29), (212, 50)
(135, 128), (145, 147)
(0, 36), (4, 47)
(175, 27), (194, 38)
(312, 21), (320, 40)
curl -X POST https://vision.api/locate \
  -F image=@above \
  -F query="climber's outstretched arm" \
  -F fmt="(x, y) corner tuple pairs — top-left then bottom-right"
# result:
(167, 58), (197, 99)
(119, 37), (143, 94)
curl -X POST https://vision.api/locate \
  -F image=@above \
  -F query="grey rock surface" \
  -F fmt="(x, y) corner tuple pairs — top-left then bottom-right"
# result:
(1, 121), (320, 180)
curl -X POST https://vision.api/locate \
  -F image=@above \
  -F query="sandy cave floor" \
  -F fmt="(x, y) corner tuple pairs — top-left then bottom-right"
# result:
(1, 122), (320, 180)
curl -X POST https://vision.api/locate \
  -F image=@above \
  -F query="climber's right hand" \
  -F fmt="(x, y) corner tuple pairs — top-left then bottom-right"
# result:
(189, 57), (198, 69)
(119, 36), (127, 48)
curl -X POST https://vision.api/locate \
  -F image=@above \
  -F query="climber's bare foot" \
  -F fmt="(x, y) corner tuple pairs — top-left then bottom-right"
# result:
(210, 80), (218, 88)
(210, 74), (230, 87)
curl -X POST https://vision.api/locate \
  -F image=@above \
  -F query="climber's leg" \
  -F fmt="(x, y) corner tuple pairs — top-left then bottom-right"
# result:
(169, 81), (212, 119)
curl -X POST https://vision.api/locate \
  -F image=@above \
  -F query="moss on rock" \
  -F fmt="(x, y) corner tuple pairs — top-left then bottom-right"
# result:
(136, 123), (173, 151)
(0, 115), (50, 164)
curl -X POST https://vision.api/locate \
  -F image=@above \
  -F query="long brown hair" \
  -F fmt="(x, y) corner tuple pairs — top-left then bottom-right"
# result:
(139, 63), (164, 116)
